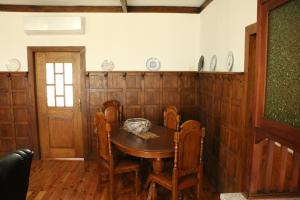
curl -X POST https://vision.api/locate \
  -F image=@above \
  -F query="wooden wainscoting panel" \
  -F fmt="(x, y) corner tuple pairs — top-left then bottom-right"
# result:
(0, 74), (10, 90)
(0, 73), (15, 155)
(0, 93), (11, 106)
(180, 73), (198, 121)
(0, 72), (34, 155)
(108, 72), (124, 89)
(0, 124), (14, 137)
(89, 73), (107, 89)
(144, 72), (162, 125)
(0, 108), (12, 122)
(198, 72), (246, 192)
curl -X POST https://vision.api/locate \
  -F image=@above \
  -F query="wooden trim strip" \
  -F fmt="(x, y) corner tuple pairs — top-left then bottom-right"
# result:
(0, 4), (201, 13)
(0, 5), (122, 12)
(199, 0), (213, 12)
(127, 6), (200, 13)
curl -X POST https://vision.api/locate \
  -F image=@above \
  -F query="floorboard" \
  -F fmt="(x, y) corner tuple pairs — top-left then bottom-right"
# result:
(27, 160), (220, 200)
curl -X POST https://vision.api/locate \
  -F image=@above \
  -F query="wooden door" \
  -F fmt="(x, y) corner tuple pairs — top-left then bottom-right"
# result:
(35, 52), (83, 159)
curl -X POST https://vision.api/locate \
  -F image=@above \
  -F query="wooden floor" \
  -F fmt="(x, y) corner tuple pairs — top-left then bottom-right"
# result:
(27, 160), (220, 200)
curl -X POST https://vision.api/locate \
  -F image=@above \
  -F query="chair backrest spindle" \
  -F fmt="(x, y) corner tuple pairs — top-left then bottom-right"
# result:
(163, 106), (180, 131)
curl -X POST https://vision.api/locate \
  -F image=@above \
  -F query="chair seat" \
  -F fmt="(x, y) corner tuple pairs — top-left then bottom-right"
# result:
(114, 158), (139, 174)
(148, 170), (198, 191)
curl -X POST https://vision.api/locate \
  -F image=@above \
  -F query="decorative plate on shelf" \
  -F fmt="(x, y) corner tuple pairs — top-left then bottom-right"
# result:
(101, 59), (115, 71)
(226, 51), (234, 72)
(209, 55), (217, 71)
(6, 58), (21, 72)
(146, 57), (161, 71)
(198, 56), (204, 72)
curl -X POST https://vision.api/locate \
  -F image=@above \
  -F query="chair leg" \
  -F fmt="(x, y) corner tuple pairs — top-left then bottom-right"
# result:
(197, 169), (203, 199)
(197, 183), (201, 200)
(179, 191), (183, 200)
(109, 173), (114, 200)
(135, 170), (140, 196)
(172, 187), (178, 200)
(145, 175), (152, 190)
(152, 183), (157, 200)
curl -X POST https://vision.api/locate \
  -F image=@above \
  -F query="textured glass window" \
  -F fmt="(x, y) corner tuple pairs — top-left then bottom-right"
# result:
(264, 0), (300, 129)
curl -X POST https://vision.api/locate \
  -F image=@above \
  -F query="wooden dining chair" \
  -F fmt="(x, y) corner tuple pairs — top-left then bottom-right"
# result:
(163, 106), (181, 131)
(146, 120), (205, 200)
(102, 100), (122, 124)
(95, 112), (140, 200)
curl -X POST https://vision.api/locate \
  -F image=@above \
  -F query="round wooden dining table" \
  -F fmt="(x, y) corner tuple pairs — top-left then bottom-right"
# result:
(110, 124), (174, 174)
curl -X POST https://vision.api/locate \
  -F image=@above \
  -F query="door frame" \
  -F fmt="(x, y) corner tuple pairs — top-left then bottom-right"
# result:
(243, 23), (257, 193)
(27, 46), (88, 160)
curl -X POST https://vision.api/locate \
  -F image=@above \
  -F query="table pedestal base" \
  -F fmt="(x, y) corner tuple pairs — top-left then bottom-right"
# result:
(152, 158), (164, 174)
(147, 158), (165, 199)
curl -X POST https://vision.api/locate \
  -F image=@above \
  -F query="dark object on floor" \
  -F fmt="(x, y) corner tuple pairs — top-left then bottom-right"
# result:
(0, 149), (34, 200)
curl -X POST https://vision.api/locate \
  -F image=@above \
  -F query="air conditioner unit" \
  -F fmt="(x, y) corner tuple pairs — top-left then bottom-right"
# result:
(23, 16), (84, 35)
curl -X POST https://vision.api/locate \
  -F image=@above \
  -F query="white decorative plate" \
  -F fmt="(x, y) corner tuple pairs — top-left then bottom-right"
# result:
(226, 51), (234, 72)
(6, 58), (21, 72)
(101, 59), (115, 71)
(209, 55), (217, 71)
(146, 57), (161, 71)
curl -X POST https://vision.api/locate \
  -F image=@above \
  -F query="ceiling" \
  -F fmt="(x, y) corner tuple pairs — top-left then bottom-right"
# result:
(0, 0), (212, 13)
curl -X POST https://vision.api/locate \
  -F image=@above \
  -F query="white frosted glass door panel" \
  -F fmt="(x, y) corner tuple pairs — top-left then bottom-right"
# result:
(46, 63), (54, 84)
(65, 86), (73, 107)
(55, 74), (64, 95)
(64, 63), (73, 84)
(47, 85), (55, 107)
(55, 63), (63, 73)
(56, 97), (64, 107)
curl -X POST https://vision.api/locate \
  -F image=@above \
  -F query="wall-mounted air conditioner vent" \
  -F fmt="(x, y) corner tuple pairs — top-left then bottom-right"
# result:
(23, 16), (84, 35)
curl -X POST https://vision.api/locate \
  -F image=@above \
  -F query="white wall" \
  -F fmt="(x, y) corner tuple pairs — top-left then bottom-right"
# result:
(199, 0), (257, 72)
(0, 12), (200, 71)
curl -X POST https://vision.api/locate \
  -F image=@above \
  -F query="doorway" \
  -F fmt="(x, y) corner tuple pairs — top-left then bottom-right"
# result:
(27, 47), (87, 159)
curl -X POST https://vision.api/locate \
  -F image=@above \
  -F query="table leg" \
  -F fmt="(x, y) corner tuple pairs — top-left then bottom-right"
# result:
(146, 158), (164, 199)
(152, 158), (164, 174)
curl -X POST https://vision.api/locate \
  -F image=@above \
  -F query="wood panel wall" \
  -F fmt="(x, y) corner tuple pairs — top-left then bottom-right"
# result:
(0, 72), (36, 156)
(86, 72), (199, 158)
(198, 72), (247, 192)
